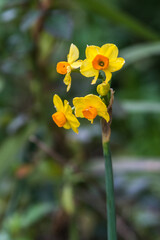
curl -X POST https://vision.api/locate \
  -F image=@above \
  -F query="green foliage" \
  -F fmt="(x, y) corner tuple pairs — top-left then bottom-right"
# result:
(0, 123), (37, 176)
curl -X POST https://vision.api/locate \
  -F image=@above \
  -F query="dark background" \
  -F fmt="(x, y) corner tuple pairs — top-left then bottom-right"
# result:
(0, 0), (160, 239)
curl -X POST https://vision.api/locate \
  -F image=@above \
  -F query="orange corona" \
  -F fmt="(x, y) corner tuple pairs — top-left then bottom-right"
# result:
(52, 112), (67, 127)
(82, 106), (97, 120)
(92, 54), (109, 70)
(56, 62), (70, 75)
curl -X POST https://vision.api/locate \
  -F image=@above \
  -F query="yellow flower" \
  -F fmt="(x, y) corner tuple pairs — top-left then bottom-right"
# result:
(56, 43), (82, 92)
(52, 94), (80, 133)
(73, 94), (110, 124)
(80, 44), (125, 84)
(97, 82), (110, 96)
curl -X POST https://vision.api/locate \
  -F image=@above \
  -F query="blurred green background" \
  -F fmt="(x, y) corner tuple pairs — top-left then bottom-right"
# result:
(0, 0), (160, 239)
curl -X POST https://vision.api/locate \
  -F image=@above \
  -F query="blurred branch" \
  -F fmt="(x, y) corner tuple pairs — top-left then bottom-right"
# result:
(77, 0), (160, 41)
(89, 158), (160, 175)
(32, 0), (52, 41)
(116, 216), (139, 240)
(114, 159), (160, 172)
(78, 189), (141, 240)
(29, 135), (65, 165)
(121, 101), (160, 114)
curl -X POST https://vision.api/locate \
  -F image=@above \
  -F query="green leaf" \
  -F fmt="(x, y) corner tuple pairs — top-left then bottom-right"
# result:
(3, 203), (54, 234)
(121, 42), (160, 66)
(0, 122), (37, 177)
(21, 203), (54, 228)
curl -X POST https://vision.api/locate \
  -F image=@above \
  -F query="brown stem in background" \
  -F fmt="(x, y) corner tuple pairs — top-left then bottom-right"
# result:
(29, 135), (66, 165)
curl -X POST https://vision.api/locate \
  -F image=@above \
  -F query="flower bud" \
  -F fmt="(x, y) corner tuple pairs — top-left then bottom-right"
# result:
(97, 82), (110, 96)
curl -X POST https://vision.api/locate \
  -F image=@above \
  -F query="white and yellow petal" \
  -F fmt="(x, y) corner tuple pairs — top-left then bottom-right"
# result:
(80, 59), (98, 77)
(83, 95), (104, 109)
(64, 100), (72, 114)
(72, 127), (79, 134)
(67, 43), (79, 64)
(98, 110), (110, 122)
(53, 94), (64, 112)
(100, 44), (118, 60)
(85, 45), (100, 60)
(73, 98), (85, 118)
(91, 71), (99, 84)
(63, 121), (71, 129)
(103, 69), (112, 83)
(70, 60), (82, 69)
(108, 57), (125, 72)
(63, 72), (71, 92)
(66, 114), (80, 134)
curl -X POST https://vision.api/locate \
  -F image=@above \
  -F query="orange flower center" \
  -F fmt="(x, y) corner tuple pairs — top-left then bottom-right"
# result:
(56, 61), (70, 75)
(82, 106), (97, 120)
(52, 112), (67, 127)
(92, 54), (109, 70)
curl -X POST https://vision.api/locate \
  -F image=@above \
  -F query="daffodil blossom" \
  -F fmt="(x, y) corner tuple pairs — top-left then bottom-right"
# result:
(56, 44), (82, 92)
(73, 94), (110, 124)
(80, 44), (125, 84)
(52, 94), (80, 133)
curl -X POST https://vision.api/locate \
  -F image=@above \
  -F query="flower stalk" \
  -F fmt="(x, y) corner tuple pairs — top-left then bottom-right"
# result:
(101, 90), (117, 240)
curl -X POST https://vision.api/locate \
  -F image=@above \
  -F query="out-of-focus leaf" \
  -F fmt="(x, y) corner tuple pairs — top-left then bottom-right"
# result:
(44, 10), (73, 40)
(0, 0), (27, 9)
(0, 77), (5, 93)
(31, 160), (63, 182)
(21, 203), (54, 227)
(20, 10), (42, 31)
(0, 0), (9, 9)
(38, 32), (54, 62)
(125, 178), (150, 197)
(61, 184), (75, 215)
(0, 122), (37, 177)
(7, 114), (29, 134)
(3, 213), (21, 235)
(0, 231), (10, 240)
(121, 42), (160, 66)
(77, 0), (160, 41)
(134, 209), (160, 227)
(0, 9), (18, 22)
(3, 203), (54, 233)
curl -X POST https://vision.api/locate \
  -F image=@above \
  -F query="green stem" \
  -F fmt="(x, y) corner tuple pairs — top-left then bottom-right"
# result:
(103, 141), (117, 240)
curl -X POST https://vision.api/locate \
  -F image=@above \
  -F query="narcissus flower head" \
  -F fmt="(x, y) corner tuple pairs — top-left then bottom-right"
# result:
(80, 44), (125, 85)
(56, 44), (82, 92)
(73, 94), (110, 124)
(52, 94), (80, 133)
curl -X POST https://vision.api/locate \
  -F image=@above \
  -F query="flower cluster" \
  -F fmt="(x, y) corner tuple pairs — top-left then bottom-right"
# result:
(52, 43), (125, 133)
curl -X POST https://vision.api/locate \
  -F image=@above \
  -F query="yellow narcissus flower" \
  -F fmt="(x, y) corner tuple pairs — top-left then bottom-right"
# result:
(80, 44), (125, 84)
(56, 43), (82, 92)
(52, 94), (80, 133)
(73, 94), (110, 124)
